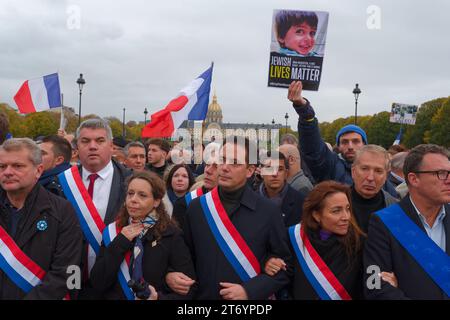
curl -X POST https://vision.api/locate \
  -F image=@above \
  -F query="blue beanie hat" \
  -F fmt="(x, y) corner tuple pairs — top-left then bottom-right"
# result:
(336, 125), (368, 145)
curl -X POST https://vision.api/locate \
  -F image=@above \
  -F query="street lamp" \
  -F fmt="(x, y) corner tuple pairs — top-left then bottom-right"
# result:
(284, 113), (289, 133)
(122, 108), (126, 139)
(272, 118), (275, 126)
(76, 74), (86, 125)
(144, 107), (148, 125)
(352, 83), (361, 125)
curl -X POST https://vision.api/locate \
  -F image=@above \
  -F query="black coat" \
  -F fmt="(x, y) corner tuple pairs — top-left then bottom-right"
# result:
(280, 185), (305, 227)
(184, 185), (292, 300)
(290, 228), (364, 300)
(90, 224), (196, 300)
(0, 184), (83, 299)
(363, 196), (450, 300)
(172, 186), (208, 234)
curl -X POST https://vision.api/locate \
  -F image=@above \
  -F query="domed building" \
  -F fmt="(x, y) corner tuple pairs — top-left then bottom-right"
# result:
(179, 92), (283, 144)
(205, 92), (223, 125)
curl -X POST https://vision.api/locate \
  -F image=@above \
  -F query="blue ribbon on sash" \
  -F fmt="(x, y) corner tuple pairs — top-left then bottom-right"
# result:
(376, 204), (450, 297)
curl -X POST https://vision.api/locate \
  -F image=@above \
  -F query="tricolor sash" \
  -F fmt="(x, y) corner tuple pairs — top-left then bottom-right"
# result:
(103, 223), (134, 300)
(0, 225), (46, 293)
(58, 166), (106, 272)
(289, 223), (351, 300)
(199, 187), (260, 281)
(376, 204), (450, 296)
(185, 187), (204, 206)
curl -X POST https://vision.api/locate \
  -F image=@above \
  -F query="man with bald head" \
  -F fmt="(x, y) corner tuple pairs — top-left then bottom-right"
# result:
(278, 144), (313, 195)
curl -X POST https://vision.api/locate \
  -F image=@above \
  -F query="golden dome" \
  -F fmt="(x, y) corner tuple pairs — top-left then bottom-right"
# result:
(208, 92), (222, 112)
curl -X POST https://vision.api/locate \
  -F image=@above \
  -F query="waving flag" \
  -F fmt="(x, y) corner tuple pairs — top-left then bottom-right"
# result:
(393, 127), (403, 145)
(14, 73), (61, 114)
(142, 64), (213, 138)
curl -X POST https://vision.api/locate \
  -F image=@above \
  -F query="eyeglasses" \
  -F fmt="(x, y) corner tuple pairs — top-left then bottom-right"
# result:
(413, 170), (450, 180)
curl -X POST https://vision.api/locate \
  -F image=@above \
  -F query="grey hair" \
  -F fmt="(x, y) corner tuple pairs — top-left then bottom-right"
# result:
(123, 141), (145, 157)
(0, 138), (42, 165)
(390, 152), (408, 171)
(353, 144), (390, 171)
(75, 118), (113, 141)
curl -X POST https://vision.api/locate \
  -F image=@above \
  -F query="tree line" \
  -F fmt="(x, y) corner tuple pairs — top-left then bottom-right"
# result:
(1, 95), (448, 148)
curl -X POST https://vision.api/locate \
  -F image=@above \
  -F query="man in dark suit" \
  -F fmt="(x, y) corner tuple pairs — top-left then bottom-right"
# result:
(259, 151), (305, 227)
(0, 138), (83, 299)
(364, 144), (450, 300)
(183, 137), (292, 300)
(66, 119), (131, 299)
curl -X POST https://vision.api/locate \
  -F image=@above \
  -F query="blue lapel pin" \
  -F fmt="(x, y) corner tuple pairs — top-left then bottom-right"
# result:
(36, 220), (48, 231)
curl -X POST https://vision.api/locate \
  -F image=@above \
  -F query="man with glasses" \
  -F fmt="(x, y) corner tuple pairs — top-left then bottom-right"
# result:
(364, 144), (450, 299)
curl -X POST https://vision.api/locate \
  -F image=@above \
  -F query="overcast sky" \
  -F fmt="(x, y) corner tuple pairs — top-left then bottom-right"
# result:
(1, 0), (449, 129)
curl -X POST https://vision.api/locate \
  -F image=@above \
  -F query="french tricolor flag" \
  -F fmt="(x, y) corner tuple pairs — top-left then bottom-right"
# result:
(142, 64), (213, 138)
(14, 73), (61, 114)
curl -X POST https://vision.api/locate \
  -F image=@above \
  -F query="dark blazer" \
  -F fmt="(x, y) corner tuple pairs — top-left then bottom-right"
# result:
(363, 196), (450, 300)
(76, 159), (131, 299)
(184, 185), (292, 300)
(0, 184), (83, 299)
(290, 229), (364, 300)
(75, 159), (131, 225)
(172, 186), (208, 234)
(90, 224), (196, 300)
(281, 185), (305, 227)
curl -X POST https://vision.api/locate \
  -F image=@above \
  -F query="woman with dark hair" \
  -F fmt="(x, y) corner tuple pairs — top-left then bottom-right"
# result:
(166, 164), (195, 206)
(265, 181), (365, 300)
(90, 171), (196, 300)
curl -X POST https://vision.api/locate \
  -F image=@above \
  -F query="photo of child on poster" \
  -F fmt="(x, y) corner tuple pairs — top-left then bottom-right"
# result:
(268, 9), (329, 91)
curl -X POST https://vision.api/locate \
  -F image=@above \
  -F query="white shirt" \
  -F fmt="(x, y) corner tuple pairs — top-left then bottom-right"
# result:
(82, 161), (114, 221)
(410, 196), (446, 251)
(82, 161), (114, 274)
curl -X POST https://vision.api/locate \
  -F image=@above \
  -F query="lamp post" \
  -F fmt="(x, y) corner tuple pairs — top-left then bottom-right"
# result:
(76, 74), (85, 125)
(144, 107), (148, 125)
(122, 108), (126, 139)
(284, 113), (289, 134)
(272, 118), (275, 126)
(352, 83), (361, 125)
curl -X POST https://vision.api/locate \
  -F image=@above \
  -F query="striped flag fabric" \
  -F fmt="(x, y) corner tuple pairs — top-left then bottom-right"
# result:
(14, 73), (61, 114)
(142, 64), (213, 138)
(393, 127), (403, 145)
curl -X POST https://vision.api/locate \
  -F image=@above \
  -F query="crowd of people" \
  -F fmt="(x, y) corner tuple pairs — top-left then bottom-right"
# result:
(0, 80), (448, 300)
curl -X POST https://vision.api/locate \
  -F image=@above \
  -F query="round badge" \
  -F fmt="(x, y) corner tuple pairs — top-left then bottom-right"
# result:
(37, 220), (48, 231)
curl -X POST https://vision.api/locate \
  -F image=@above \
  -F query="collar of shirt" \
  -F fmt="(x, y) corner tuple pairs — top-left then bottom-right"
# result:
(82, 160), (114, 182)
(409, 196), (446, 228)
(390, 171), (405, 184)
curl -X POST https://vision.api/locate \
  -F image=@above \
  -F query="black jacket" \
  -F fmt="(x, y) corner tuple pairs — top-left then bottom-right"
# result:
(0, 184), (83, 299)
(38, 162), (72, 198)
(280, 185), (305, 227)
(90, 224), (196, 300)
(363, 196), (450, 300)
(184, 185), (292, 300)
(172, 186), (208, 234)
(290, 228), (364, 300)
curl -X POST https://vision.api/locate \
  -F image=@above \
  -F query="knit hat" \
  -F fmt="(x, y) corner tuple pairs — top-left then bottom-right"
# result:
(335, 125), (368, 146)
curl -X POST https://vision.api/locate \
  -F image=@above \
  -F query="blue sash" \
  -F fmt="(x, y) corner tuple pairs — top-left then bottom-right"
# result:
(376, 204), (450, 296)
